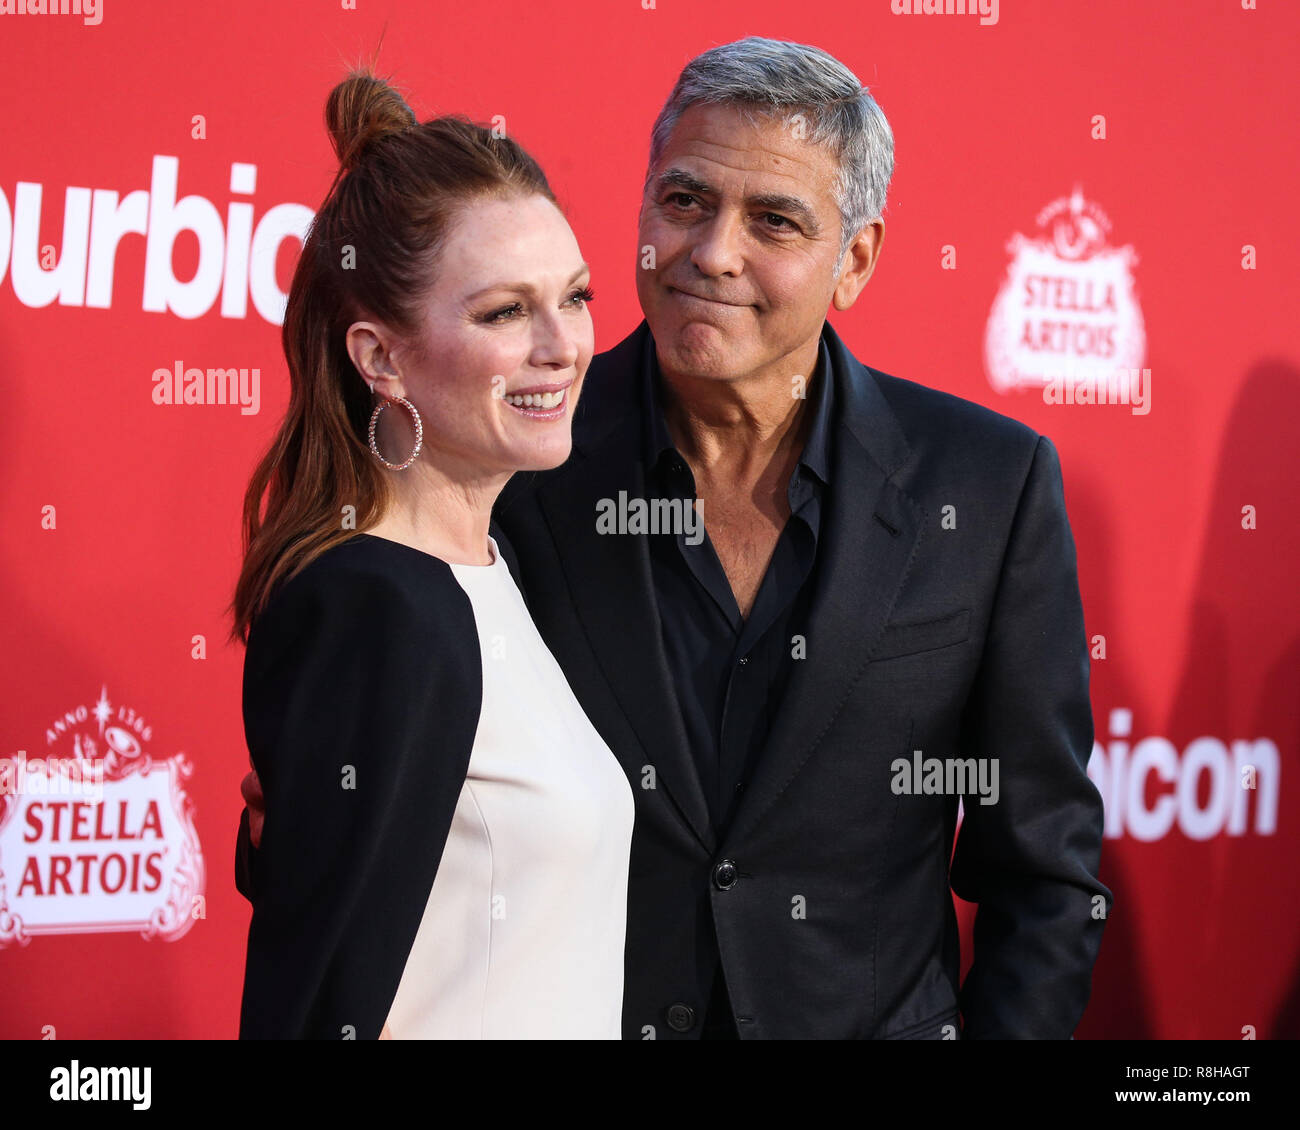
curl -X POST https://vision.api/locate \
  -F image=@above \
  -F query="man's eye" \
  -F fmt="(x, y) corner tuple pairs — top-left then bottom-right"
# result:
(666, 193), (697, 208)
(763, 213), (794, 230)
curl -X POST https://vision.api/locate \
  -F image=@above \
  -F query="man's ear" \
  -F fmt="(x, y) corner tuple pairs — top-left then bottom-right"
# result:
(345, 322), (406, 400)
(832, 219), (885, 312)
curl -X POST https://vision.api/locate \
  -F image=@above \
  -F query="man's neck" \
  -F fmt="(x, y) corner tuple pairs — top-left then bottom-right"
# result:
(658, 335), (821, 482)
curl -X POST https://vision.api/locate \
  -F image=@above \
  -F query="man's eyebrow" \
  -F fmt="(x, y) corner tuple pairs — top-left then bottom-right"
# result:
(749, 191), (822, 235)
(654, 168), (822, 234)
(655, 168), (716, 197)
(465, 262), (590, 301)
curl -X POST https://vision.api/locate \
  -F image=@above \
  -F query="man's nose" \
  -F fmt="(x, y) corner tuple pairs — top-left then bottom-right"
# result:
(689, 210), (745, 277)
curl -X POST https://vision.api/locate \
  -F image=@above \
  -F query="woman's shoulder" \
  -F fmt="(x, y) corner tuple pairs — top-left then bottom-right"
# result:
(249, 534), (476, 651)
(241, 535), (483, 747)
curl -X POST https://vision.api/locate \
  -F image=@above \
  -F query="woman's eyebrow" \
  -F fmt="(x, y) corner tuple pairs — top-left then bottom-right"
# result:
(465, 263), (591, 301)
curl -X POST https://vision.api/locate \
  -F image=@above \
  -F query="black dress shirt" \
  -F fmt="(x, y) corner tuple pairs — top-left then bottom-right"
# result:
(639, 331), (835, 1036)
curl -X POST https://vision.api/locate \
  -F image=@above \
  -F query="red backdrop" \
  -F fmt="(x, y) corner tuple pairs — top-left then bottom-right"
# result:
(1, 0), (1296, 1040)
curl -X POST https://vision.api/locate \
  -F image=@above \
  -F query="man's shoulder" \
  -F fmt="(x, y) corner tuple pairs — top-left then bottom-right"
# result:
(866, 364), (1041, 455)
(590, 320), (651, 372)
(851, 362), (1049, 492)
(578, 322), (650, 422)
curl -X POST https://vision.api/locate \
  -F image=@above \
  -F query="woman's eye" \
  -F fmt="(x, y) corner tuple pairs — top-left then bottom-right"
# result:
(485, 288), (593, 324)
(486, 303), (522, 323)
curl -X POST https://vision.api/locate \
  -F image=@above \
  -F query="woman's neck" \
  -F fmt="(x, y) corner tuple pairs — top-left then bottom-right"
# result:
(367, 457), (509, 566)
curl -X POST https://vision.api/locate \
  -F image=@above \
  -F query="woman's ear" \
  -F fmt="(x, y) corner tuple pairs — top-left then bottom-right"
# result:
(346, 322), (407, 400)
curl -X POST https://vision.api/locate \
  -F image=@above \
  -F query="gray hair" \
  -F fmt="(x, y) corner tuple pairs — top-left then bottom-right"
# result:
(645, 36), (894, 263)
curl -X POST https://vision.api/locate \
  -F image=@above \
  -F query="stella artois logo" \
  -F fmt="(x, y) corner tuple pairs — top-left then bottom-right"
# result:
(0, 686), (204, 947)
(984, 186), (1146, 393)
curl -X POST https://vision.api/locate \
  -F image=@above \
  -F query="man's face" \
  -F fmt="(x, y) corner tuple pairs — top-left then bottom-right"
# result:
(636, 101), (848, 386)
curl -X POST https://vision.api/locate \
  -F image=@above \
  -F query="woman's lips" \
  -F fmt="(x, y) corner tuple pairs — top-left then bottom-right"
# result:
(501, 383), (570, 419)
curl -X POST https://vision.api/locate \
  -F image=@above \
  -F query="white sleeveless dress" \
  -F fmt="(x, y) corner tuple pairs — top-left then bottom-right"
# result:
(383, 537), (634, 1039)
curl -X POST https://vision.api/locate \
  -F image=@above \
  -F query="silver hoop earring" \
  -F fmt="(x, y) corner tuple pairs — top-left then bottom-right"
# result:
(368, 395), (424, 471)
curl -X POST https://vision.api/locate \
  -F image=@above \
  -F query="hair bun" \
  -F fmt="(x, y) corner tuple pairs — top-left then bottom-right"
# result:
(325, 71), (417, 173)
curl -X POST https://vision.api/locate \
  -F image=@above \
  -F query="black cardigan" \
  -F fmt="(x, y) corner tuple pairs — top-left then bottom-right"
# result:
(237, 533), (486, 1039)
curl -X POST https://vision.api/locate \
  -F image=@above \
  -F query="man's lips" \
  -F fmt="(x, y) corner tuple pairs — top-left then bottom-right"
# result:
(668, 286), (752, 308)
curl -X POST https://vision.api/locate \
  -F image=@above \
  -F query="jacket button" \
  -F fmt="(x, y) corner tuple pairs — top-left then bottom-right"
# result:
(665, 1003), (695, 1032)
(713, 859), (738, 890)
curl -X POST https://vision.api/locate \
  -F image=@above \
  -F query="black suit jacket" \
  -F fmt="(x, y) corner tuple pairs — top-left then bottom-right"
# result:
(490, 318), (1110, 1039)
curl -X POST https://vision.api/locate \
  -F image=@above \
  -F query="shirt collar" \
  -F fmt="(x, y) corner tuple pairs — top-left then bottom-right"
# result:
(641, 328), (835, 483)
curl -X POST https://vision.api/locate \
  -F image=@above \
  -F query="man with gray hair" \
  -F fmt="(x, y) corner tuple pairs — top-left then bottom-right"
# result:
(242, 35), (1110, 1039)
(496, 35), (1109, 1039)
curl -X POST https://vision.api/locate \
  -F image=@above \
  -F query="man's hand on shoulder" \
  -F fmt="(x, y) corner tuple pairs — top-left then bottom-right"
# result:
(241, 769), (265, 849)
(233, 767), (265, 902)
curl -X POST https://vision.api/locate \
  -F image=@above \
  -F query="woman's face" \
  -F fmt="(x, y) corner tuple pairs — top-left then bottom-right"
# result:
(366, 192), (595, 479)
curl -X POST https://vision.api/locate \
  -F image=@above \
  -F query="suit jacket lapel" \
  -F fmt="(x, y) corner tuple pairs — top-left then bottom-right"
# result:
(536, 363), (716, 854)
(725, 324), (922, 846)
